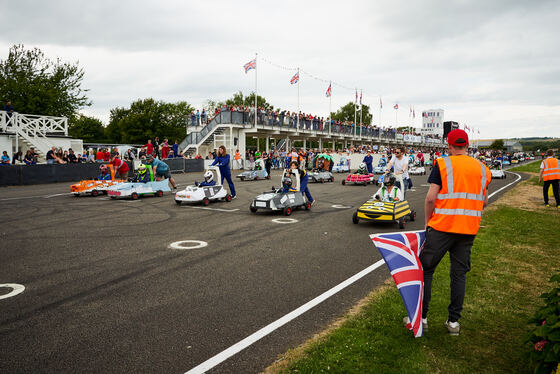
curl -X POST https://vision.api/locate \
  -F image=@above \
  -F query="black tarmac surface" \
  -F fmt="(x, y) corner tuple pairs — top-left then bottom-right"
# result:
(0, 167), (526, 374)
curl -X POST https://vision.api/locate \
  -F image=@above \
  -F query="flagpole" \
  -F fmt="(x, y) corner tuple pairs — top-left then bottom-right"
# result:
(254, 52), (257, 129)
(354, 88), (357, 137)
(328, 81), (332, 136)
(360, 89), (363, 127)
(296, 67), (300, 130)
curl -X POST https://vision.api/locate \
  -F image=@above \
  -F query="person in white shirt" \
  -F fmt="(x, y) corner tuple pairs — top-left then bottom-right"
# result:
(373, 173), (402, 202)
(385, 146), (410, 199)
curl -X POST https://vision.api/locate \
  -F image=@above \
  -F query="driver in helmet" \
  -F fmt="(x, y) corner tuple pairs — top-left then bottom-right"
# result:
(98, 164), (111, 180)
(373, 173), (402, 202)
(197, 170), (216, 187)
(132, 164), (150, 183)
(356, 162), (369, 175)
(280, 176), (297, 193)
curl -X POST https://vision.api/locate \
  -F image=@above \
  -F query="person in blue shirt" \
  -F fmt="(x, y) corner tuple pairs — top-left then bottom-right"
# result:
(146, 154), (177, 189)
(197, 170), (217, 187)
(98, 165), (111, 180)
(211, 145), (236, 198)
(172, 140), (179, 159)
(363, 151), (373, 174)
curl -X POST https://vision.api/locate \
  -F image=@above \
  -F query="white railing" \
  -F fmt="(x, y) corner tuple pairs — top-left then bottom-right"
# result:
(1, 110), (69, 156)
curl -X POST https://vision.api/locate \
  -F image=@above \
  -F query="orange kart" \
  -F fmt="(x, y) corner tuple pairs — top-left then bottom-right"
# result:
(70, 165), (125, 197)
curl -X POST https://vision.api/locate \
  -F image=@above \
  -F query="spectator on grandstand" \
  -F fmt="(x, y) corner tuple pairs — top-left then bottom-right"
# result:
(12, 151), (22, 164)
(191, 112), (196, 126)
(172, 140), (179, 159)
(46, 146), (57, 164)
(201, 109), (207, 124)
(3, 101), (14, 117)
(124, 149), (135, 162)
(161, 139), (170, 159)
(95, 148), (104, 162)
(67, 149), (78, 163)
(103, 148), (111, 162)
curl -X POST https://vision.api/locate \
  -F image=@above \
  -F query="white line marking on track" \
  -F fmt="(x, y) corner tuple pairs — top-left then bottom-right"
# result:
(331, 204), (352, 209)
(184, 259), (386, 374)
(489, 172), (522, 199)
(271, 218), (298, 224)
(0, 284), (25, 300)
(169, 240), (208, 250)
(44, 193), (72, 198)
(184, 206), (240, 212)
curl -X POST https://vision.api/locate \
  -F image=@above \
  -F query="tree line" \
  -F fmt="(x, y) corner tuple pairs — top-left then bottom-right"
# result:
(1, 45), (373, 145)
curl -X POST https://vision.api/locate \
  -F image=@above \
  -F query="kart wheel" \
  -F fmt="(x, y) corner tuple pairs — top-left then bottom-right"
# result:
(131, 192), (139, 200)
(304, 202), (311, 210)
(175, 199), (182, 205)
(103, 190), (108, 195)
(363, 182), (368, 186)
(156, 190), (163, 197)
(398, 218), (405, 229)
(283, 207), (292, 216)
(267, 175), (271, 180)
(250, 206), (258, 213)
(410, 211), (416, 221)
(341, 179), (346, 185)
(352, 212), (359, 224)
(73, 193), (80, 197)
(320, 179), (325, 184)
(240, 177), (245, 181)
(225, 194), (232, 202)
(330, 177), (334, 182)
(110, 196), (117, 200)
(91, 190), (99, 197)
(203, 197), (210, 206)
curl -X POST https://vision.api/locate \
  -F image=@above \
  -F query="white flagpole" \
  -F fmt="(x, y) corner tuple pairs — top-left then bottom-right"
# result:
(360, 89), (363, 127)
(254, 53), (258, 128)
(329, 82), (332, 135)
(354, 88), (357, 137)
(297, 67), (300, 130)
(395, 105), (398, 127)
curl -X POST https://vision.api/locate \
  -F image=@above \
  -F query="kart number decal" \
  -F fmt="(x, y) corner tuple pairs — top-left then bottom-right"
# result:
(255, 201), (267, 207)
(373, 202), (385, 207)
(280, 196), (288, 204)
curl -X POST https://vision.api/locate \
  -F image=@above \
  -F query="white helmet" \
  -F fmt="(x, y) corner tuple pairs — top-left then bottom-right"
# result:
(359, 162), (366, 170)
(203, 170), (214, 182)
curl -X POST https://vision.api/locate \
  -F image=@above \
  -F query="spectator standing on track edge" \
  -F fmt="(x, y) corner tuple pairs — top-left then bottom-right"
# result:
(420, 129), (491, 336)
(539, 149), (560, 207)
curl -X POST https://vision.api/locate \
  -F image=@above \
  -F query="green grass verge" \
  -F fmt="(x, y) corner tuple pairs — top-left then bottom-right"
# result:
(509, 160), (543, 173)
(273, 205), (560, 374)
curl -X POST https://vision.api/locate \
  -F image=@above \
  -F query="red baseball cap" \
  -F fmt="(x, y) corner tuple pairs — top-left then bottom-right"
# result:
(447, 129), (469, 146)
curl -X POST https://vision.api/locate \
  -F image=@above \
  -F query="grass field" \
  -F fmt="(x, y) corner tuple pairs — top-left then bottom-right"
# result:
(509, 160), (544, 173)
(265, 180), (560, 374)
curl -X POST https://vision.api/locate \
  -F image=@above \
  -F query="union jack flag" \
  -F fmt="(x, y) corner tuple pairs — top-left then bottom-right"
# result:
(394, 103), (399, 110)
(326, 83), (332, 97)
(370, 230), (426, 337)
(243, 59), (256, 73)
(290, 72), (299, 84)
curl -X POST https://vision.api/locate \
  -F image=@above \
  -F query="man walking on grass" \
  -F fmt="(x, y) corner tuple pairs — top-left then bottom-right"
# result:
(420, 129), (491, 335)
(539, 149), (560, 208)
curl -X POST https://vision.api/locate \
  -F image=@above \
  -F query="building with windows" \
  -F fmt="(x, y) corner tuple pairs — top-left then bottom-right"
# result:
(421, 109), (444, 137)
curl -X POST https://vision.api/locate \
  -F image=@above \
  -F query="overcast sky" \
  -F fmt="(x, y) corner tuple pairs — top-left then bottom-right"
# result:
(1, 0), (559, 139)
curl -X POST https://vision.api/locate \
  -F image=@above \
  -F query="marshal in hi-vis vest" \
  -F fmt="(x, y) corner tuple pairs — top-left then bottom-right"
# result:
(429, 155), (491, 235)
(542, 157), (560, 181)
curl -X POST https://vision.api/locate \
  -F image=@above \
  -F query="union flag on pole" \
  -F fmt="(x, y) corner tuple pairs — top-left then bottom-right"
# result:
(290, 72), (299, 85)
(394, 104), (399, 110)
(326, 83), (332, 97)
(359, 91), (363, 106)
(380, 97), (383, 109)
(371, 230), (426, 338)
(243, 59), (256, 73)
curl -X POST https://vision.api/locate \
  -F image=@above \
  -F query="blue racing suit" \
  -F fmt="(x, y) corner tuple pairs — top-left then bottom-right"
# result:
(363, 154), (373, 174)
(211, 154), (236, 197)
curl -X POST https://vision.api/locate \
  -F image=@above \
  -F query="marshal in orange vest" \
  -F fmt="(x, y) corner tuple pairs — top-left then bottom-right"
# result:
(542, 157), (560, 181)
(428, 155), (491, 235)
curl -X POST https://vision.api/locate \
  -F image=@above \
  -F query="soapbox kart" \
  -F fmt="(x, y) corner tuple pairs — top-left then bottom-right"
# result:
(175, 167), (232, 205)
(490, 161), (506, 179)
(307, 154), (334, 183)
(342, 171), (375, 186)
(237, 159), (269, 181)
(332, 156), (350, 173)
(249, 170), (311, 216)
(374, 157), (387, 174)
(409, 166), (427, 175)
(107, 165), (171, 199)
(70, 165), (125, 196)
(352, 199), (416, 229)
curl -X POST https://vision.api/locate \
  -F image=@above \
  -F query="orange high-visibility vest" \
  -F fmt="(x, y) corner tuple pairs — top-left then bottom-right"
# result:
(429, 155), (491, 235)
(542, 157), (560, 181)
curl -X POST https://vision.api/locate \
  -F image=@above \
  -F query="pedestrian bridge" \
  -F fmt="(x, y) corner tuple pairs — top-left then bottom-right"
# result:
(179, 110), (445, 157)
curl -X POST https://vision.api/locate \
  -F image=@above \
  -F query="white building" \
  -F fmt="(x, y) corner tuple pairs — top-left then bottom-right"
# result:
(421, 109), (444, 137)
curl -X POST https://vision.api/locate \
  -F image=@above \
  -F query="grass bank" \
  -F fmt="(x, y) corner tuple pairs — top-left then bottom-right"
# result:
(264, 179), (560, 374)
(509, 160), (543, 173)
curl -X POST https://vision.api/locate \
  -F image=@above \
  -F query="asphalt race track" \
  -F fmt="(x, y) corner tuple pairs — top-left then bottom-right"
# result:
(0, 168), (526, 373)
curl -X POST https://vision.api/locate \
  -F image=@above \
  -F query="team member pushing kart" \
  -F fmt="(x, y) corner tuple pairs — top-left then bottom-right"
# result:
(98, 165), (111, 180)
(146, 154), (178, 190)
(373, 173), (402, 202)
(211, 145), (237, 199)
(289, 161), (315, 206)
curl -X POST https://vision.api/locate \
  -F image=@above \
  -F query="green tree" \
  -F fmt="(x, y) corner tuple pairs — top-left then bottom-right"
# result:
(69, 115), (106, 142)
(331, 102), (372, 124)
(0, 44), (90, 118)
(104, 98), (193, 144)
(489, 139), (505, 150)
(224, 91), (274, 111)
